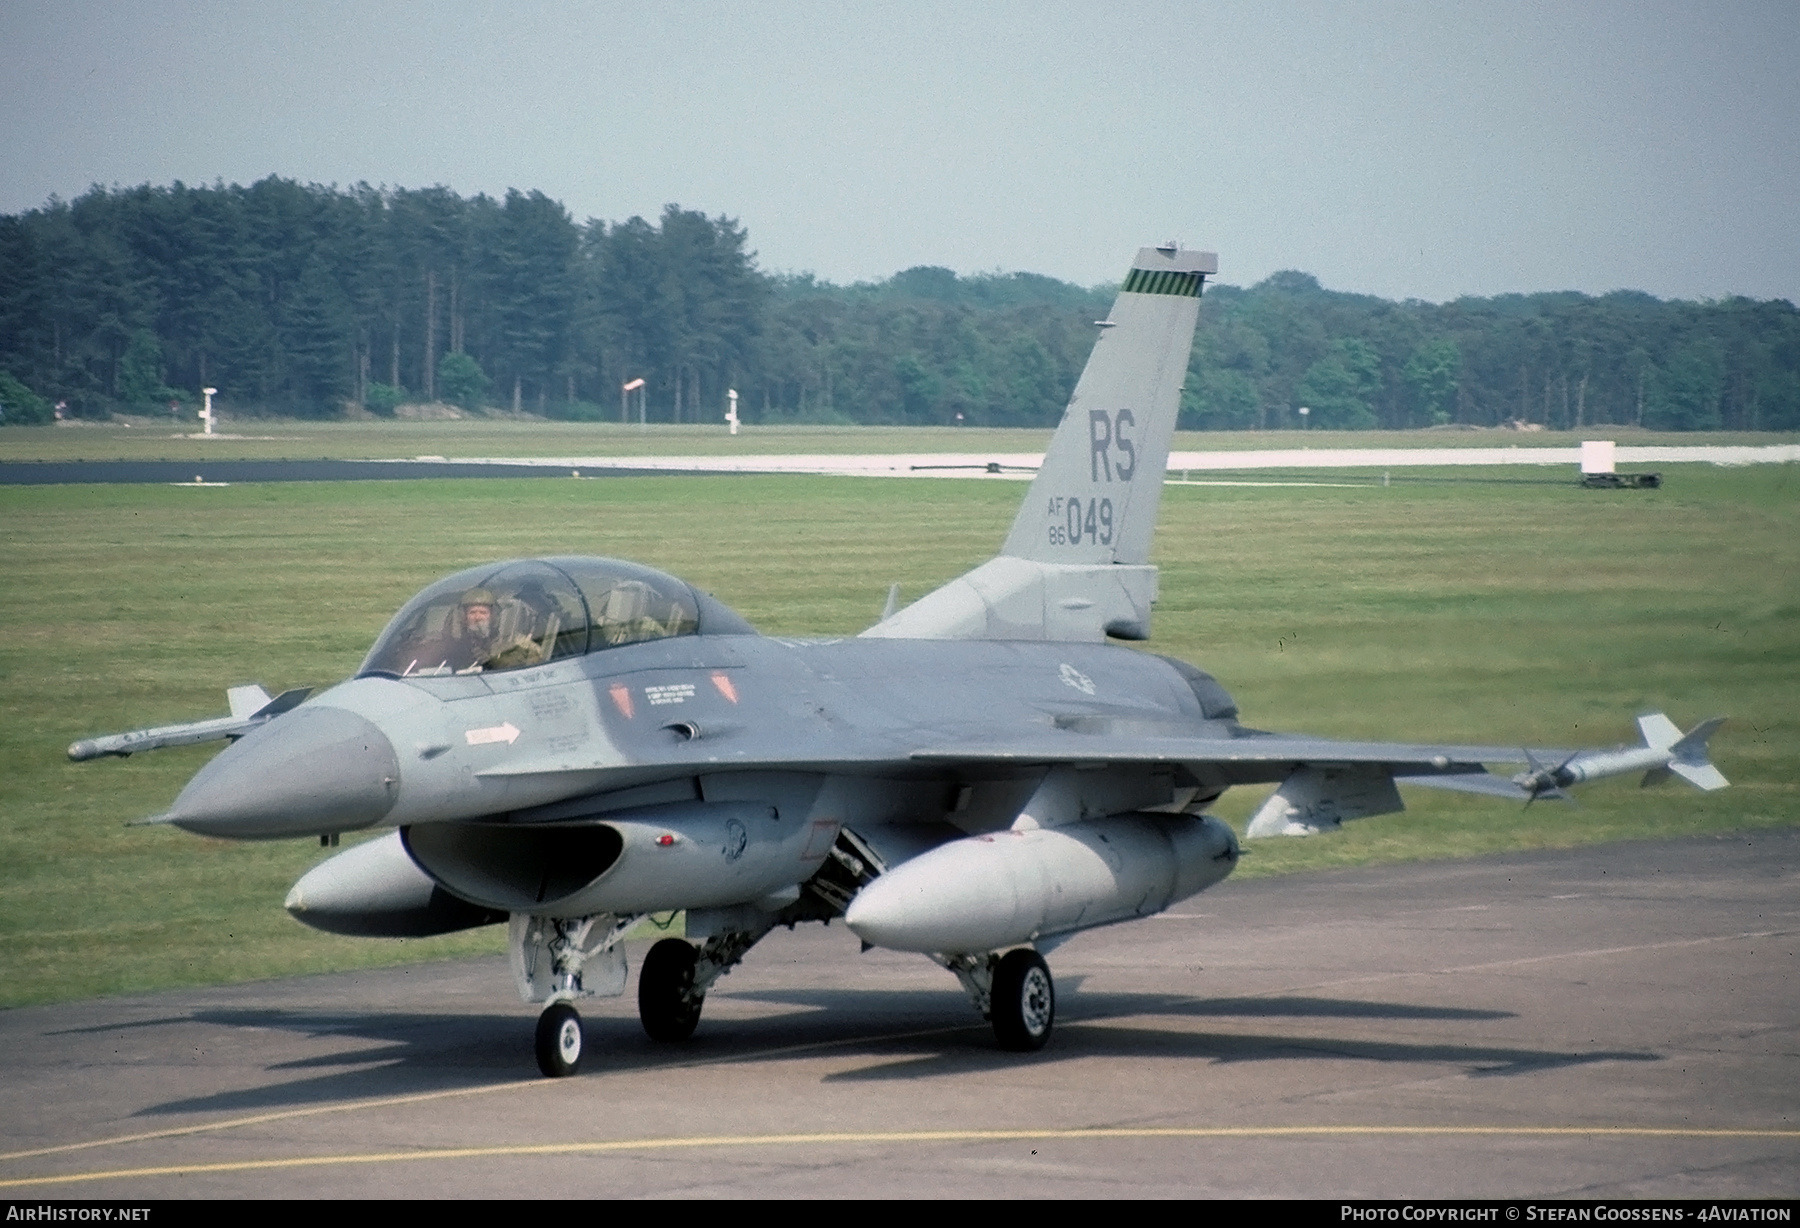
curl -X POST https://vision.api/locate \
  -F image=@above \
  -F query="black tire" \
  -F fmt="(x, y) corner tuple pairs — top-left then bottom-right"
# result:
(639, 938), (704, 1042)
(991, 948), (1054, 1052)
(535, 1001), (583, 1078)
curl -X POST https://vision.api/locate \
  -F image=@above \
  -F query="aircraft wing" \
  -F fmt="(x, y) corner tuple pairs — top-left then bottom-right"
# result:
(908, 716), (1726, 832)
(908, 729), (1568, 781)
(475, 728), (1561, 792)
(67, 686), (312, 760)
(912, 727), (1579, 834)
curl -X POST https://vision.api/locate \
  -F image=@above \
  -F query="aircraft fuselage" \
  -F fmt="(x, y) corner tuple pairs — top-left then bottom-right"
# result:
(165, 631), (1242, 845)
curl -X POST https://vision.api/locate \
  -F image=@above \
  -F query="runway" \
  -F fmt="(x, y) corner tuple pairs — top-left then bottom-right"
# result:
(1, 830), (1794, 1199)
(377, 443), (1800, 480)
(0, 459), (677, 485)
(3, 444), (1794, 485)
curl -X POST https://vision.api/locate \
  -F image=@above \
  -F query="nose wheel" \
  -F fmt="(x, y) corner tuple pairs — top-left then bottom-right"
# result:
(991, 948), (1054, 1051)
(535, 1001), (584, 1077)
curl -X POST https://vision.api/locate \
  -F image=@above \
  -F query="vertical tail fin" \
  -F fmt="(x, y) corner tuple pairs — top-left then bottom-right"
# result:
(866, 245), (1214, 642)
(1002, 246), (1214, 565)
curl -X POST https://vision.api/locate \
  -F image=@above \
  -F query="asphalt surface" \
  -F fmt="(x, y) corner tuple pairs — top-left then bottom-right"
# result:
(1, 830), (1794, 1199)
(0, 460), (672, 484)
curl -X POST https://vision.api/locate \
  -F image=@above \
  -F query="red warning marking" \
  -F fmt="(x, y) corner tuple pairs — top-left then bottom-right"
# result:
(711, 672), (739, 704)
(609, 683), (635, 719)
(801, 819), (839, 860)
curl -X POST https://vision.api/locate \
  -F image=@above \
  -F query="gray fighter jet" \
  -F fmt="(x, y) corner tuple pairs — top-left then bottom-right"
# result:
(72, 245), (1728, 1077)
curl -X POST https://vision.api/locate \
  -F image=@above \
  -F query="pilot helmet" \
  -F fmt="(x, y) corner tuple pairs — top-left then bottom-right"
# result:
(459, 587), (497, 608)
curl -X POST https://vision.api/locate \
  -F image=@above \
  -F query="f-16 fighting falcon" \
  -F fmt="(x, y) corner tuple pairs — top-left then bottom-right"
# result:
(71, 244), (1728, 1077)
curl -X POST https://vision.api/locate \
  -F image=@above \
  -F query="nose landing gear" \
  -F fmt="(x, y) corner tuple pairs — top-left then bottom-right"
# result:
(535, 1001), (584, 1077)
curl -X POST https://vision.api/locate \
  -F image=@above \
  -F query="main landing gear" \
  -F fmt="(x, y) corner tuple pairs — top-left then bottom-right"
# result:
(938, 947), (1056, 1052)
(636, 929), (767, 1043)
(638, 938), (703, 1041)
(991, 948), (1055, 1051)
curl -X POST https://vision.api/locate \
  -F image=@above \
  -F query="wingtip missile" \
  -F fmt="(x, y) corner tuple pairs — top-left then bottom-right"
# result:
(1510, 713), (1728, 799)
(68, 686), (312, 761)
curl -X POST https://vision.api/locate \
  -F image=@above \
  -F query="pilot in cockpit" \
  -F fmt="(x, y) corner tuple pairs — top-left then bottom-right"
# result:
(458, 587), (497, 641)
(455, 586), (554, 672)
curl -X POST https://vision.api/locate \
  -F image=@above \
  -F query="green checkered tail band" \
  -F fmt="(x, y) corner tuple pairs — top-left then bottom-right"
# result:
(1122, 268), (1205, 297)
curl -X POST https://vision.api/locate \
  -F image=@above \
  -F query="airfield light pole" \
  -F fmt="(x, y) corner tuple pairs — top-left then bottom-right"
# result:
(1297, 405), (1310, 431)
(200, 387), (218, 435)
(726, 388), (740, 435)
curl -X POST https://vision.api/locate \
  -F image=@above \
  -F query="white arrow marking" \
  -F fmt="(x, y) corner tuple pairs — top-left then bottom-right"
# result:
(464, 723), (521, 746)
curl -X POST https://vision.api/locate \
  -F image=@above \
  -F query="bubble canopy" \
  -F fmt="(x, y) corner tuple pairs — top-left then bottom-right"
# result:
(358, 557), (753, 679)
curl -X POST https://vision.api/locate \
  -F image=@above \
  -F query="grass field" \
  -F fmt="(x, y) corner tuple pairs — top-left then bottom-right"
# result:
(2, 418), (1794, 463)
(2, 461), (1795, 1007)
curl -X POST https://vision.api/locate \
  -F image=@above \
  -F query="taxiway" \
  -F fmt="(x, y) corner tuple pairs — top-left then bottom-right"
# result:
(2, 830), (1794, 1198)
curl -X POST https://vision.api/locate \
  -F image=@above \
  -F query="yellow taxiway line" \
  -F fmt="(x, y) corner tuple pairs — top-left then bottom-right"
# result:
(4, 1126), (1797, 1190)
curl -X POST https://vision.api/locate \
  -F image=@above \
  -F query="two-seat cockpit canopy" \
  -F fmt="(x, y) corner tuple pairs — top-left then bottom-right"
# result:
(359, 557), (753, 679)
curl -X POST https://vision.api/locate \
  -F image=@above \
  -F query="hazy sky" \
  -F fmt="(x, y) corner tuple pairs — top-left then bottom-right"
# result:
(4, 1), (1796, 302)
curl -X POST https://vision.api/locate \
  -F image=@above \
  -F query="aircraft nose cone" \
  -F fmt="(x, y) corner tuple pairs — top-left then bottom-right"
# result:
(165, 705), (400, 839)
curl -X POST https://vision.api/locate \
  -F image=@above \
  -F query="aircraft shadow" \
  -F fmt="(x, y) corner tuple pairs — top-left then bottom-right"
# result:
(132, 986), (1624, 1117)
(137, 1009), (545, 1117)
(736, 987), (1515, 1024)
(718, 987), (1644, 1083)
(813, 1021), (1657, 1084)
(136, 999), (976, 1116)
(49, 1013), (202, 1036)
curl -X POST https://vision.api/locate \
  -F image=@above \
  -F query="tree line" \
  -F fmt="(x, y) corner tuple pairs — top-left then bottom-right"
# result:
(1186, 272), (1799, 432)
(1, 178), (1795, 430)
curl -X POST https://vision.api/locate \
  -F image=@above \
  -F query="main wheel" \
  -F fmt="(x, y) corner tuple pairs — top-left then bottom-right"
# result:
(991, 948), (1054, 1052)
(638, 938), (704, 1042)
(535, 1001), (583, 1077)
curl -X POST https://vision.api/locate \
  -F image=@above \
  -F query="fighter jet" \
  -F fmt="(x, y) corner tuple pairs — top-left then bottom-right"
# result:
(71, 245), (1728, 1077)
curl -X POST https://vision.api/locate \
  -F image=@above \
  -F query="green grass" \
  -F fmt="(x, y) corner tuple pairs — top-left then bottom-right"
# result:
(1, 418), (1793, 462)
(1, 463), (1795, 1006)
